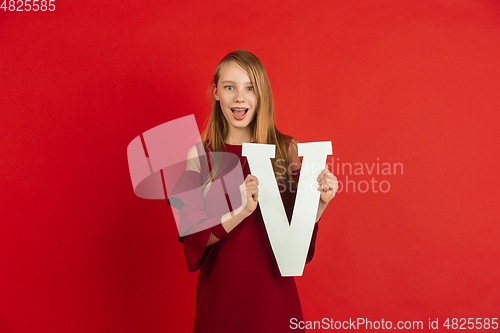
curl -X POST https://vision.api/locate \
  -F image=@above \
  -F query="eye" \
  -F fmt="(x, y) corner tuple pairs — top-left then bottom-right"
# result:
(225, 86), (234, 91)
(247, 86), (254, 91)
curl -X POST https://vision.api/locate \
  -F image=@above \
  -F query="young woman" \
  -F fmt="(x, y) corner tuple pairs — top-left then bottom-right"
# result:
(168, 50), (338, 332)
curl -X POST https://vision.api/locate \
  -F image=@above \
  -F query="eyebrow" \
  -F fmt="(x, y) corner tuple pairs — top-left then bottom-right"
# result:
(221, 80), (253, 85)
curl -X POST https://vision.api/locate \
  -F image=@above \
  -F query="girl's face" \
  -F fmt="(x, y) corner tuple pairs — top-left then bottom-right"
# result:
(214, 62), (257, 133)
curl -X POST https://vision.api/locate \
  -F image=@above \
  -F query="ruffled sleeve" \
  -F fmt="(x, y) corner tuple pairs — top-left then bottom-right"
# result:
(168, 170), (229, 272)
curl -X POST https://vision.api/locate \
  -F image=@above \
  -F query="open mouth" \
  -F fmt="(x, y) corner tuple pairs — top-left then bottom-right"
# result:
(231, 108), (248, 120)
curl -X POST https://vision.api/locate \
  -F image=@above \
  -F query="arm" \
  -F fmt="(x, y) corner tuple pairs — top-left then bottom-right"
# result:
(316, 201), (328, 222)
(205, 206), (246, 246)
(185, 145), (260, 247)
(206, 174), (259, 246)
(185, 145), (221, 247)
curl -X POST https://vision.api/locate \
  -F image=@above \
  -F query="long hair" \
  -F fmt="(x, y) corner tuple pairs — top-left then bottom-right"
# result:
(201, 50), (296, 193)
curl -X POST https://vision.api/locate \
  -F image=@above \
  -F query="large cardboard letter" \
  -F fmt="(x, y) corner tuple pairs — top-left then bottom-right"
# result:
(242, 142), (332, 276)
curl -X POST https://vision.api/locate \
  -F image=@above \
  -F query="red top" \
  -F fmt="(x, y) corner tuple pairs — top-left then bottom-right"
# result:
(169, 142), (319, 333)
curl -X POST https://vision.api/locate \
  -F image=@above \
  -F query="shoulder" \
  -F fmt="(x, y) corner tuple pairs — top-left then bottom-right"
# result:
(282, 134), (299, 153)
(282, 134), (300, 171)
(281, 134), (298, 145)
(185, 143), (202, 172)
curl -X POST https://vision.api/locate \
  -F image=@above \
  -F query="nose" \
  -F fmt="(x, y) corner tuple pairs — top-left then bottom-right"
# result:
(234, 90), (245, 102)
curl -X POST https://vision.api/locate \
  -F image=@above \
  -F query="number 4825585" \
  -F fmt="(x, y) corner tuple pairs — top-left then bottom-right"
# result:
(443, 318), (498, 330)
(1, 0), (56, 11)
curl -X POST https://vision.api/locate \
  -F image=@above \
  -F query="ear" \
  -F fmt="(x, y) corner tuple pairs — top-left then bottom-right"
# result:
(213, 84), (219, 101)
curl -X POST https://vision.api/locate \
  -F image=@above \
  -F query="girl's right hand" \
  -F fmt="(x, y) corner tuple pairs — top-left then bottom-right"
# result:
(239, 174), (259, 217)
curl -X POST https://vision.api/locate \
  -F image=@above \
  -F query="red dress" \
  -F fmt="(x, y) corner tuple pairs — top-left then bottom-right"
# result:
(168, 142), (319, 333)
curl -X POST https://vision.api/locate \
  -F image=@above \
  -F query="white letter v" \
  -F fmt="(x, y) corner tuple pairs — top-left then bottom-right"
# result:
(242, 142), (332, 276)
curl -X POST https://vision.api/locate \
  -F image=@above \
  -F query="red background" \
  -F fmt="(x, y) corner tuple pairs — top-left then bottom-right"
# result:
(1, 1), (499, 332)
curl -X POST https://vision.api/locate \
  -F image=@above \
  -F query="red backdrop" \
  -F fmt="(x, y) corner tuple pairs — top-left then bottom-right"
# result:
(1, 1), (499, 332)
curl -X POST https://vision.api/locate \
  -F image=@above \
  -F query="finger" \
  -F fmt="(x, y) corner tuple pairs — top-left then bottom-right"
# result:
(246, 185), (258, 194)
(327, 180), (335, 190)
(322, 165), (330, 179)
(246, 185), (258, 199)
(317, 169), (326, 182)
(324, 173), (336, 186)
(248, 178), (259, 185)
(318, 173), (327, 185)
(326, 178), (339, 190)
(246, 174), (259, 184)
(249, 183), (258, 190)
(324, 179), (337, 191)
(326, 179), (335, 188)
(322, 165), (331, 180)
(246, 181), (259, 191)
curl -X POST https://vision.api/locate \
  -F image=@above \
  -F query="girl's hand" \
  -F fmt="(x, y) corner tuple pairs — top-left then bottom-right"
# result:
(317, 165), (338, 205)
(239, 174), (259, 217)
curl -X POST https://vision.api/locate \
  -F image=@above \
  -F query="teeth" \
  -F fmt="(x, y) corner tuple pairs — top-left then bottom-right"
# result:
(232, 108), (247, 118)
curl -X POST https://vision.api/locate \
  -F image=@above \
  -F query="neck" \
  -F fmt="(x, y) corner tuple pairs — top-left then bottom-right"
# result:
(225, 127), (253, 145)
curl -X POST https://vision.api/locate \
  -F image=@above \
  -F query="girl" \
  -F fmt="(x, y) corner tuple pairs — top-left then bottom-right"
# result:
(168, 50), (338, 332)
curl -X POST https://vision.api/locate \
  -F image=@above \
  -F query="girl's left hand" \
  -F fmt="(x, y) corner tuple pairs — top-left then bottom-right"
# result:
(317, 165), (338, 204)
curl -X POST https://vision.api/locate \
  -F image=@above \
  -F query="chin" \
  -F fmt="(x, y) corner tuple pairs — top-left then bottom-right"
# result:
(231, 121), (251, 129)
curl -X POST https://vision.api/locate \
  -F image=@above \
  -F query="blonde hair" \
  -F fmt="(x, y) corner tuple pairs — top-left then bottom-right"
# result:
(201, 50), (296, 193)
